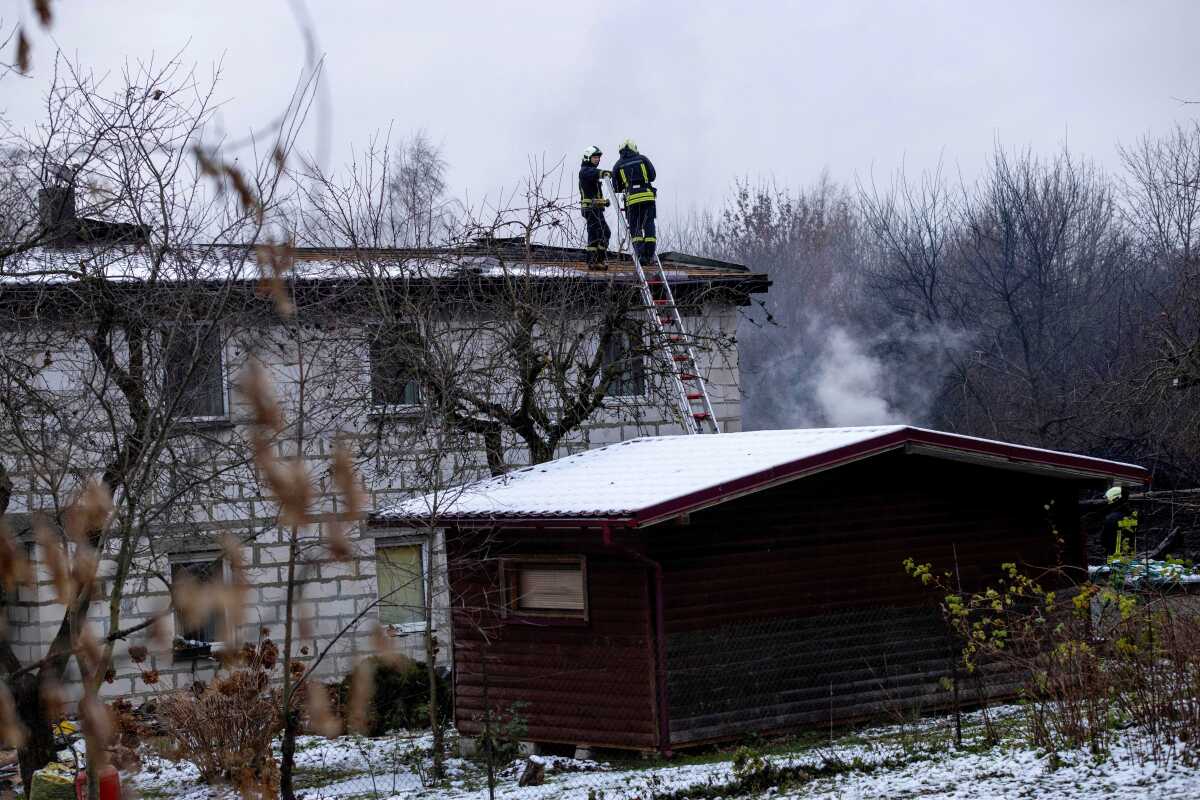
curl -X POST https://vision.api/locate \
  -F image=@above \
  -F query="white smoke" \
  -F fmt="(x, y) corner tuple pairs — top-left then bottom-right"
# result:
(740, 311), (969, 431)
(810, 326), (905, 426)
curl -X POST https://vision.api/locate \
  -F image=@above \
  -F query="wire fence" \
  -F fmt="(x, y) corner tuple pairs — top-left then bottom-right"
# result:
(289, 609), (976, 800)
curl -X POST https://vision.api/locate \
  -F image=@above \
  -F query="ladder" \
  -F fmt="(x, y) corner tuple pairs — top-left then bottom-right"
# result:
(604, 176), (721, 435)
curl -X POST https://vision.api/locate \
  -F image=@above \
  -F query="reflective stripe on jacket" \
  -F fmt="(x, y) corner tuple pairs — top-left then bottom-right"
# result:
(611, 152), (656, 204)
(579, 161), (608, 208)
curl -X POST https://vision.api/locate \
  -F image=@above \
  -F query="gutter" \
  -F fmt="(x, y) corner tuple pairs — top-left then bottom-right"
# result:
(602, 523), (672, 756)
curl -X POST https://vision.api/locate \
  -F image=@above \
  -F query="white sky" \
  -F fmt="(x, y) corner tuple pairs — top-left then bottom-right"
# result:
(4, 0), (1199, 220)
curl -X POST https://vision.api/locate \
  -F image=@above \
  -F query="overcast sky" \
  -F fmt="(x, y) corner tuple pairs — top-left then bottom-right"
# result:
(4, 1), (1199, 220)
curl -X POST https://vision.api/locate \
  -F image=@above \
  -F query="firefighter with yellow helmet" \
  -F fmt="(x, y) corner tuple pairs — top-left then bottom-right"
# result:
(1101, 486), (1138, 559)
(610, 139), (658, 262)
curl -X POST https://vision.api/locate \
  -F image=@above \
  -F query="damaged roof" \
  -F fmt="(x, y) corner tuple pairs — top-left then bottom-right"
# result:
(0, 240), (766, 289)
(372, 426), (1150, 529)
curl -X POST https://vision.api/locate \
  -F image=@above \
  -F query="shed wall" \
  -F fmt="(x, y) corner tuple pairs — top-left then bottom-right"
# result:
(651, 453), (1085, 745)
(447, 530), (659, 750)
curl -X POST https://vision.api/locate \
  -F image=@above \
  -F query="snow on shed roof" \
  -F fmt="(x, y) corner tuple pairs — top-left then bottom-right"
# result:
(372, 426), (1149, 529)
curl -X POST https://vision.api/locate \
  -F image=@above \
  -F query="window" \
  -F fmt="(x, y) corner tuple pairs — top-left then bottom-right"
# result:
(377, 543), (426, 630)
(501, 557), (588, 619)
(163, 325), (226, 418)
(370, 324), (422, 407)
(601, 327), (646, 397)
(171, 557), (225, 658)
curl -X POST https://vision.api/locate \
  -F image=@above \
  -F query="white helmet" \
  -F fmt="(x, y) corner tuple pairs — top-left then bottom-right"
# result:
(1105, 486), (1124, 504)
(582, 145), (602, 160)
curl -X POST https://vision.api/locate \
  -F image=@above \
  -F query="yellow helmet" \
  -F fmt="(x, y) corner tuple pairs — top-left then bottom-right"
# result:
(1105, 486), (1124, 504)
(619, 138), (638, 154)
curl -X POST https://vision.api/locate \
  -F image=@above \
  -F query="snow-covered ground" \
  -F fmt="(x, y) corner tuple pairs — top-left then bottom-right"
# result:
(124, 706), (1200, 799)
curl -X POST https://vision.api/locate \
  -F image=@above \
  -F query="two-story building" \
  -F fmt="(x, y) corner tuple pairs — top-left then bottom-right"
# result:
(0, 185), (769, 700)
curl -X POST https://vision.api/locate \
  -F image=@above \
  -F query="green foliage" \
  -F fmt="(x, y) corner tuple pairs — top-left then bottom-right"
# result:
(904, 513), (1200, 763)
(904, 556), (1060, 673)
(730, 745), (776, 789)
(473, 701), (528, 765)
(339, 657), (450, 736)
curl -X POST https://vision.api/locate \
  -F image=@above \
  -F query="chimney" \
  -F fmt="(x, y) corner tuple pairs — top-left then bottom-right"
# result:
(38, 185), (77, 232)
(39, 163), (81, 236)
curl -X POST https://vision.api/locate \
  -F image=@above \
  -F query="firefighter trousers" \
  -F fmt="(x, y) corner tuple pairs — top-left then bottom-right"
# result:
(584, 207), (610, 263)
(626, 200), (656, 261)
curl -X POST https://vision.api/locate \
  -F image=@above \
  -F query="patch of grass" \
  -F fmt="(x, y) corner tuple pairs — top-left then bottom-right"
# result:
(292, 764), (367, 790)
(130, 788), (176, 800)
(651, 751), (915, 800)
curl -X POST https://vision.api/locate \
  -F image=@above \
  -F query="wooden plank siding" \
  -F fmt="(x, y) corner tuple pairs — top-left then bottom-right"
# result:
(649, 452), (1086, 746)
(443, 451), (1090, 751)
(446, 529), (660, 750)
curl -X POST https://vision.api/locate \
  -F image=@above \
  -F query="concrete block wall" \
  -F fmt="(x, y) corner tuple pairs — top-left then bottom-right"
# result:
(4, 299), (746, 702)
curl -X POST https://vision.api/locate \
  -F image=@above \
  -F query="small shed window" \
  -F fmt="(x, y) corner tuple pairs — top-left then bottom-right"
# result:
(502, 557), (588, 619)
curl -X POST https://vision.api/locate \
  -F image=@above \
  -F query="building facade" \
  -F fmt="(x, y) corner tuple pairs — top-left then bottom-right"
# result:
(0, 213), (767, 701)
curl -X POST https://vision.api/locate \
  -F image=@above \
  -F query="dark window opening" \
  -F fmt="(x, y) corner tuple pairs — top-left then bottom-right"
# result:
(601, 326), (646, 397)
(171, 558), (224, 659)
(370, 324), (422, 407)
(164, 326), (225, 418)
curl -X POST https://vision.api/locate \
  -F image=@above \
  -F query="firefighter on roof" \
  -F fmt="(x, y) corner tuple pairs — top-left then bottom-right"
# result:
(611, 139), (657, 262)
(579, 145), (611, 268)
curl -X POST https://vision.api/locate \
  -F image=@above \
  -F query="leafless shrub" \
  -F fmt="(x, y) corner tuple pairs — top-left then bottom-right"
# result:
(157, 641), (283, 796)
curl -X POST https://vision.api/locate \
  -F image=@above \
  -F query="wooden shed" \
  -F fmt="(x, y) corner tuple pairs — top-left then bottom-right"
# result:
(372, 426), (1149, 753)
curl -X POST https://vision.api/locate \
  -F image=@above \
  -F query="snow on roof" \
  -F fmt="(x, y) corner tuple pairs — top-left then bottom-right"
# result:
(0, 245), (747, 286)
(372, 426), (1149, 528)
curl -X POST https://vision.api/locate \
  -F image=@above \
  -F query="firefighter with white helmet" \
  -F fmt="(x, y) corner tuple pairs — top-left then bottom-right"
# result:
(579, 145), (611, 268)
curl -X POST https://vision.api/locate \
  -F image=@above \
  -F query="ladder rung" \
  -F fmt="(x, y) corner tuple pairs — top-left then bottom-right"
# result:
(605, 167), (718, 436)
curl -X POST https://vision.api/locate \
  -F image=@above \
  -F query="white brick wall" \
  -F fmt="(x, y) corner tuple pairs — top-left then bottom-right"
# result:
(4, 298), (747, 701)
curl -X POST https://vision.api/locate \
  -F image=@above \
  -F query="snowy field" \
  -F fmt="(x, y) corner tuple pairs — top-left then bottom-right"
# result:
(125, 706), (1200, 799)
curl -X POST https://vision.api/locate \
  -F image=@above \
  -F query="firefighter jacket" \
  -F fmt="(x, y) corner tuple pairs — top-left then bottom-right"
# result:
(611, 152), (657, 205)
(579, 161), (609, 209)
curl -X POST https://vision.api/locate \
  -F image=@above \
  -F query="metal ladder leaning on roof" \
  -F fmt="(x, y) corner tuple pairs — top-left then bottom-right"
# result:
(603, 175), (721, 435)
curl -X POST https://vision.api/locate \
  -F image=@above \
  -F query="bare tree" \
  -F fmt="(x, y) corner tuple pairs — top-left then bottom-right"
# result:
(682, 176), (873, 428)
(296, 149), (741, 472)
(1119, 123), (1200, 479)
(0, 53), (311, 793)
